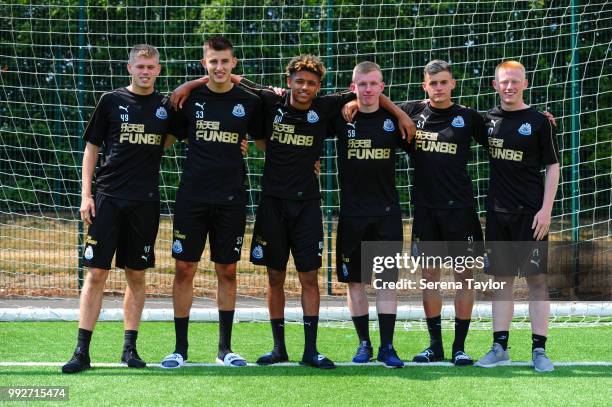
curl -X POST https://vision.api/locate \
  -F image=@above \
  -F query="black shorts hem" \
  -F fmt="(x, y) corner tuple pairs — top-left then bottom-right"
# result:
(295, 261), (321, 273)
(336, 273), (370, 284)
(83, 260), (112, 271)
(172, 253), (202, 263)
(119, 263), (150, 271)
(251, 258), (286, 272)
(210, 254), (240, 265)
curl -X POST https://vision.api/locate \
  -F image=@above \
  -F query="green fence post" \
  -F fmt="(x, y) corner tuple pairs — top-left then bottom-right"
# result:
(325, 0), (334, 295)
(570, 0), (581, 293)
(76, 0), (86, 290)
(54, 49), (63, 209)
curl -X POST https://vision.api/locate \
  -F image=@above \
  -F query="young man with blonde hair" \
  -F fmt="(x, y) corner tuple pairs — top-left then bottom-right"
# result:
(475, 60), (559, 372)
(329, 61), (409, 367)
(63, 44), (175, 373)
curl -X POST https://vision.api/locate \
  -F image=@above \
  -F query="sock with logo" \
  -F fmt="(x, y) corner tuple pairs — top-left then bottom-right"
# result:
(532, 334), (547, 351)
(271, 318), (286, 353)
(452, 318), (471, 354)
(426, 315), (443, 353)
(173, 316), (189, 359)
(351, 314), (371, 346)
(378, 313), (397, 348)
(493, 330), (509, 351)
(123, 330), (138, 350)
(303, 315), (319, 356)
(218, 310), (235, 358)
(76, 328), (92, 354)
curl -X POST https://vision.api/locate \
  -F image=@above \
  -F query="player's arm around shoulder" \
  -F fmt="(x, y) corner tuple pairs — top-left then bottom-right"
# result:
(170, 76), (208, 109)
(381, 95), (416, 141)
(163, 134), (177, 149)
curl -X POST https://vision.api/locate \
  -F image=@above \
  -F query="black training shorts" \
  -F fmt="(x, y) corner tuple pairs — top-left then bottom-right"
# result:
(83, 193), (160, 270)
(484, 211), (548, 277)
(171, 197), (246, 264)
(250, 196), (323, 272)
(336, 214), (403, 283)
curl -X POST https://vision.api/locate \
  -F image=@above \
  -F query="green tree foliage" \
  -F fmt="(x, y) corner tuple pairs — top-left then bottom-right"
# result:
(1, 1), (609, 230)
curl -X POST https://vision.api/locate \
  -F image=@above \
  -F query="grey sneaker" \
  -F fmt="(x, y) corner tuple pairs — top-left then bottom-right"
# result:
(532, 348), (554, 372)
(475, 343), (511, 367)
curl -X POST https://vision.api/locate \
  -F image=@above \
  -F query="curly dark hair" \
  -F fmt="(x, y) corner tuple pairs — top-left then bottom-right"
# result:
(285, 54), (326, 79)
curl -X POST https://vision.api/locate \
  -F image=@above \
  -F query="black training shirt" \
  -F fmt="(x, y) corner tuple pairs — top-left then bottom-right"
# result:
(484, 106), (559, 214)
(400, 102), (485, 209)
(83, 87), (173, 201)
(330, 108), (408, 216)
(173, 85), (264, 206)
(240, 78), (355, 200)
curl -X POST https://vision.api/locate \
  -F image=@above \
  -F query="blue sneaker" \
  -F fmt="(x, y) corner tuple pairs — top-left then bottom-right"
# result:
(377, 344), (404, 368)
(352, 341), (373, 363)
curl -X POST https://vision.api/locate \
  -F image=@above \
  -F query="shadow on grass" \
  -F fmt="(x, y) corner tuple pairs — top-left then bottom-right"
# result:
(1, 366), (610, 381)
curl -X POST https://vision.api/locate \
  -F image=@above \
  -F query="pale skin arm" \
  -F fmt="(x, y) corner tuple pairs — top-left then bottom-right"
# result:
(163, 134), (177, 149)
(532, 163), (560, 240)
(254, 139), (266, 151)
(80, 142), (99, 225)
(341, 99), (358, 122)
(170, 77), (209, 109)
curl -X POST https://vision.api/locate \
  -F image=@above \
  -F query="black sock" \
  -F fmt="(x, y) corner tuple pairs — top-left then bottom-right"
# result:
(378, 313), (397, 348)
(426, 315), (443, 351)
(76, 328), (92, 354)
(452, 318), (471, 354)
(303, 316), (319, 355)
(532, 334), (547, 350)
(351, 314), (371, 345)
(271, 318), (286, 353)
(218, 310), (235, 358)
(173, 316), (189, 358)
(123, 330), (138, 350)
(493, 330), (509, 351)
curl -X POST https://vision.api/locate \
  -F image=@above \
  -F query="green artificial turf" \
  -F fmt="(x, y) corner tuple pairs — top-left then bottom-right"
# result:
(0, 322), (610, 406)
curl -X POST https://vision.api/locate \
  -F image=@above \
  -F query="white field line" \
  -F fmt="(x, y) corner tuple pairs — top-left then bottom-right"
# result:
(1, 302), (611, 321)
(1, 361), (610, 368)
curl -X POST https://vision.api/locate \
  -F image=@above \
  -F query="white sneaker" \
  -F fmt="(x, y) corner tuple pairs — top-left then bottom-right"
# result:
(161, 353), (186, 369)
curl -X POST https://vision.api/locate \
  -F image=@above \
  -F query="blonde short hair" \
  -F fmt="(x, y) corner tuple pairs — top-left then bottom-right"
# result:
(495, 60), (525, 80)
(352, 61), (382, 81)
(128, 44), (159, 64)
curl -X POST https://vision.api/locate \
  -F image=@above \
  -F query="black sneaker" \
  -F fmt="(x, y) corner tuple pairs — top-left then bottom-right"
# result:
(300, 352), (335, 369)
(451, 350), (474, 366)
(62, 348), (91, 374)
(121, 346), (146, 368)
(256, 349), (289, 365)
(412, 347), (444, 363)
